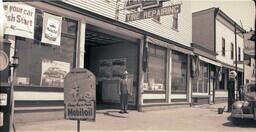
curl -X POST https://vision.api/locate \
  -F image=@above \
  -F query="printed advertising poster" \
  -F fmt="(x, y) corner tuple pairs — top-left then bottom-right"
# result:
(98, 58), (126, 81)
(3, 2), (35, 39)
(41, 12), (62, 46)
(41, 59), (70, 87)
(64, 68), (96, 121)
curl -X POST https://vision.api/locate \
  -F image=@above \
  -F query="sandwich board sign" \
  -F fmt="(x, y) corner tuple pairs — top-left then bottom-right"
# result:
(64, 68), (96, 121)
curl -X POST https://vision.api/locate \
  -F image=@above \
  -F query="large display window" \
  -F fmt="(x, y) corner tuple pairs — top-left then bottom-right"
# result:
(144, 43), (167, 92)
(192, 61), (209, 93)
(171, 51), (187, 94)
(14, 8), (78, 87)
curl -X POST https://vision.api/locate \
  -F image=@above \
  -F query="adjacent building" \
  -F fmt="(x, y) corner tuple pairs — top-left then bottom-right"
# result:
(192, 8), (246, 104)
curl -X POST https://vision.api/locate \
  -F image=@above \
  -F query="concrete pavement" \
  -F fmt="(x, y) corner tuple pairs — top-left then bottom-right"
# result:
(15, 103), (256, 132)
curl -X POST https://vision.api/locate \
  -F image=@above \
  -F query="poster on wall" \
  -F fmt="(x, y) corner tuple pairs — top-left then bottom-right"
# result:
(98, 58), (127, 81)
(41, 12), (62, 46)
(98, 59), (112, 80)
(3, 2), (35, 39)
(41, 59), (70, 87)
(111, 58), (126, 79)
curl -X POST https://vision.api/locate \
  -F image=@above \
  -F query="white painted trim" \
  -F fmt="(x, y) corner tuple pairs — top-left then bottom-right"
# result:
(85, 17), (143, 41)
(187, 55), (192, 103)
(192, 92), (208, 96)
(170, 94), (187, 99)
(215, 91), (228, 98)
(14, 91), (64, 101)
(15, 106), (63, 111)
(168, 50), (172, 103)
(199, 55), (222, 67)
(78, 21), (86, 68)
(142, 93), (166, 100)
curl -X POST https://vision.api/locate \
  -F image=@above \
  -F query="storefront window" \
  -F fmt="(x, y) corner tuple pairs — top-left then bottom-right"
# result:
(171, 51), (187, 94)
(192, 61), (209, 93)
(144, 43), (166, 92)
(14, 8), (78, 87)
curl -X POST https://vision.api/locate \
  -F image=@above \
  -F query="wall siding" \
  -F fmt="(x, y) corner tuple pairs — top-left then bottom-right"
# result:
(215, 19), (244, 69)
(63, 0), (192, 46)
(192, 9), (215, 52)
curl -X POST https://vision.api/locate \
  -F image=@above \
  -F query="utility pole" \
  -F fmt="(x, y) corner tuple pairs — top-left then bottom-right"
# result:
(234, 23), (238, 101)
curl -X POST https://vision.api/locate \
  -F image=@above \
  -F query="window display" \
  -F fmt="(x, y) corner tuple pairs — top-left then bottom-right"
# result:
(143, 43), (166, 92)
(14, 7), (78, 87)
(192, 61), (209, 93)
(171, 51), (187, 94)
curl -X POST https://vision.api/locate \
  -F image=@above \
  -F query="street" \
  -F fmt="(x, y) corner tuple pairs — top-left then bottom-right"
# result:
(15, 103), (256, 132)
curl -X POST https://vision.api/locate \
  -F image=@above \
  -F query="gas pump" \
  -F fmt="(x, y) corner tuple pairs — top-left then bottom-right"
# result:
(0, 85), (11, 132)
(227, 71), (237, 112)
(0, 49), (11, 131)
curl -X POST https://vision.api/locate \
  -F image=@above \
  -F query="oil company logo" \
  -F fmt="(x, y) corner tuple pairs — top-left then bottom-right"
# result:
(64, 68), (96, 121)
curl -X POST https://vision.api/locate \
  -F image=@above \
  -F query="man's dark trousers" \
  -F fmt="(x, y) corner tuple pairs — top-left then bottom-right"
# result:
(120, 93), (128, 112)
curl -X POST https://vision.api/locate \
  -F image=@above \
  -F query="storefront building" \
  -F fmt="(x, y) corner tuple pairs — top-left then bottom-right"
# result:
(191, 43), (221, 104)
(0, 0), (193, 122)
(60, 0), (193, 109)
(192, 8), (245, 103)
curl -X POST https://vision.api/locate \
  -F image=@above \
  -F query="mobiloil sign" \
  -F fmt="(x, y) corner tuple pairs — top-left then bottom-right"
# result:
(64, 68), (96, 121)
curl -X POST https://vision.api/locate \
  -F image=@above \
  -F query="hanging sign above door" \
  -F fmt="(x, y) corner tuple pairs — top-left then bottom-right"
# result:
(125, 0), (181, 22)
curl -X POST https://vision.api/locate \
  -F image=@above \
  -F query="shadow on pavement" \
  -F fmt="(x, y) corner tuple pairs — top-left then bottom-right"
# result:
(103, 110), (127, 118)
(223, 118), (256, 128)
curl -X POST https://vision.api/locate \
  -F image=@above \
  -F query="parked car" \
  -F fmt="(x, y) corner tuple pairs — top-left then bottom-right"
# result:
(230, 83), (256, 124)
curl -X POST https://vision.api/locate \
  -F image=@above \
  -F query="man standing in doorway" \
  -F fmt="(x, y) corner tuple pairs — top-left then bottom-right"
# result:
(119, 70), (129, 114)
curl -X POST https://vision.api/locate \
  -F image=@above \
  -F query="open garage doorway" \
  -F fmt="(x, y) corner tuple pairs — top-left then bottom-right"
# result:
(84, 24), (140, 110)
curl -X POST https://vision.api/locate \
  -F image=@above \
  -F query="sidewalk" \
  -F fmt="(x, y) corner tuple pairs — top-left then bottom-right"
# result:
(15, 103), (256, 132)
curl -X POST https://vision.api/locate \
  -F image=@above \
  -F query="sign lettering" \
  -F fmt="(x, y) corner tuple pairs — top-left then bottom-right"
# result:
(3, 3), (35, 39)
(126, 4), (181, 22)
(0, 94), (7, 106)
(64, 68), (96, 121)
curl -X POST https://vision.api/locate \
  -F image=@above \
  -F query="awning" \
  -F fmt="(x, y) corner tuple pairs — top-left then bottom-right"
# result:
(221, 63), (243, 72)
(147, 36), (193, 55)
(198, 55), (222, 67)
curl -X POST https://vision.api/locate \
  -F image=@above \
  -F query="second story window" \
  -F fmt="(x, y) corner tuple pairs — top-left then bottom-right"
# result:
(231, 43), (234, 59)
(172, 14), (178, 30)
(222, 38), (225, 56)
(238, 47), (241, 61)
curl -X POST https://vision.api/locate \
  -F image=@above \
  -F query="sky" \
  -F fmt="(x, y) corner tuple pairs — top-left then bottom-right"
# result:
(191, 0), (255, 31)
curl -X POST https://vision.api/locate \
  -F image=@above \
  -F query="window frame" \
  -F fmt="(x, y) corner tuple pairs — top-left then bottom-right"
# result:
(171, 50), (188, 94)
(192, 61), (209, 94)
(238, 47), (241, 61)
(231, 43), (234, 59)
(13, 7), (78, 88)
(222, 38), (225, 56)
(144, 43), (167, 93)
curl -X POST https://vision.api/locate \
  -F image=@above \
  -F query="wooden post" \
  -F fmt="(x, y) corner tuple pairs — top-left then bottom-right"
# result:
(77, 120), (80, 132)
